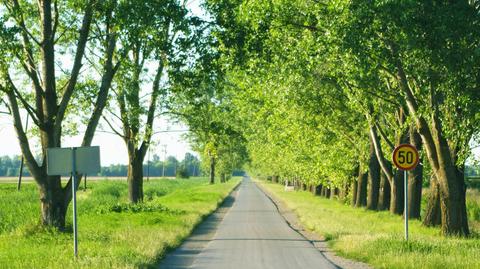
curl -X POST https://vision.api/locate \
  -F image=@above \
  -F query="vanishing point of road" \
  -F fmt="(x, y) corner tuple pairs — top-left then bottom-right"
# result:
(159, 177), (338, 269)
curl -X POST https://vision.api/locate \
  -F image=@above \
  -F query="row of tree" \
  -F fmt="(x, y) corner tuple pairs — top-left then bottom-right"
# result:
(0, 153), (201, 177)
(100, 153), (201, 177)
(0, 0), (234, 229)
(182, 0), (480, 237)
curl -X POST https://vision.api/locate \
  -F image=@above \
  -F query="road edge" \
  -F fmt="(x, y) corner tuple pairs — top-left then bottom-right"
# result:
(157, 179), (242, 268)
(254, 179), (372, 269)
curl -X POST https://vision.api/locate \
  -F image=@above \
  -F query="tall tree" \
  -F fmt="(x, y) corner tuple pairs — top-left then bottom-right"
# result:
(344, 0), (480, 235)
(104, 0), (194, 203)
(0, 0), (121, 229)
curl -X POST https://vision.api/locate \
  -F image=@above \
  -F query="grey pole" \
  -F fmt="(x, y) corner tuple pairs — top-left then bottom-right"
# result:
(72, 148), (78, 257)
(162, 145), (166, 177)
(404, 170), (408, 241)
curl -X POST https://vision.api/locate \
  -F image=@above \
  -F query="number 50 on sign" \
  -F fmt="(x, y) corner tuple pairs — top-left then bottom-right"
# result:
(392, 144), (419, 171)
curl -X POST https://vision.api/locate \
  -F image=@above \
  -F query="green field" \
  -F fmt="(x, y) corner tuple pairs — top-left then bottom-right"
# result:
(0, 177), (240, 268)
(258, 180), (480, 269)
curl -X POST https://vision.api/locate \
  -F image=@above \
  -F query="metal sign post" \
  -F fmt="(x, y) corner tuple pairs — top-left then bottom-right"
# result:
(47, 146), (100, 258)
(404, 170), (408, 241)
(71, 148), (78, 258)
(392, 144), (419, 241)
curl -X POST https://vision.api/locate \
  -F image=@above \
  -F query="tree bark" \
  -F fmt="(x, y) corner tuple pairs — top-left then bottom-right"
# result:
(325, 188), (331, 198)
(390, 168), (405, 215)
(356, 168), (368, 207)
(128, 155), (144, 203)
(408, 127), (423, 219)
(330, 188), (339, 200)
(315, 184), (322, 195)
(367, 139), (381, 210)
(423, 175), (442, 226)
(39, 177), (68, 228)
(210, 156), (215, 184)
(371, 121), (407, 215)
(340, 183), (349, 200)
(378, 170), (391, 210)
(369, 124), (399, 213)
(351, 180), (358, 207)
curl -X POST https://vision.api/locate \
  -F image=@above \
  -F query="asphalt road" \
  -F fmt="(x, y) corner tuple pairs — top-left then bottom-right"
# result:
(159, 177), (338, 269)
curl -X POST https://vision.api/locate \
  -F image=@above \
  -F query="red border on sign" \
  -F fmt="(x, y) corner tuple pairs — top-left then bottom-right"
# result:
(392, 144), (419, 171)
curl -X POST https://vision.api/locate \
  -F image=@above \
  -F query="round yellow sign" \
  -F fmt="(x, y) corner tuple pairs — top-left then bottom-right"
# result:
(392, 144), (419, 171)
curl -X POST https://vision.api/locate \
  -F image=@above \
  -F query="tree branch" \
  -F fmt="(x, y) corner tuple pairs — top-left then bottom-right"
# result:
(374, 121), (395, 151)
(55, 0), (95, 143)
(5, 72), (41, 127)
(102, 115), (125, 138)
(140, 60), (164, 158)
(3, 82), (42, 182)
(369, 124), (394, 184)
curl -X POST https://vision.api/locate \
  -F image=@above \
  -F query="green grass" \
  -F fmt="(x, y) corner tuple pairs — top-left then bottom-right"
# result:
(0, 177), (240, 268)
(258, 180), (480, 269)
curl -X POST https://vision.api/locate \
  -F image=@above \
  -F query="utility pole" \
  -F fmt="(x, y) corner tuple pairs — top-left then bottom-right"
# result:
(174, 155), (177, 177)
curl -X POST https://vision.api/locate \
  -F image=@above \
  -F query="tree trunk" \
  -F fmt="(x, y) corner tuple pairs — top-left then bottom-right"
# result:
(221, 173), (226, 183)
(209, 156), (215, 184)
(39, 179), (68, 228)
(325, 188), (331, 198)
(423, 175), (442, 226)
(356, 169), (368, 207)
(395, 56), (469, 235)
(340, 183), (349, 200)
(437, 162), (469, 235)
(128, 155), (144, 203)
(407, 126), (423, 219)
(369, 124), (397, 212)
(367, 139), (380, 210)
(378, 170), (391, 210)
(351, 180), (358, 207)
(390, 169), (404, 215)
(315, 184), (322, 196)
(330, 188), (339, 200)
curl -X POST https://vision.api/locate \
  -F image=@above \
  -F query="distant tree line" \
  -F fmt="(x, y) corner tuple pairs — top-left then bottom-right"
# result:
(0, 153), (201, 178)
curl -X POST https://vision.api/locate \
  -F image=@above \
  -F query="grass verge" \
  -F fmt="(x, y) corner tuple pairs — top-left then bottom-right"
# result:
(0, 177), (240, 268)
(257, 180), (480, 269)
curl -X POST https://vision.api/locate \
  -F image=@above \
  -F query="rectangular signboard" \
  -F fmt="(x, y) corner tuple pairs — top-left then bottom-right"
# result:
(76, 146), (101, 174)
(47, 146), (101, 175)
(47, 148), (73, 175)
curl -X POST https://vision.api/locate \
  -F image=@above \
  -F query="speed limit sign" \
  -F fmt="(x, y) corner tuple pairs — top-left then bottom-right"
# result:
(392, 144), (419, 171)
(392, 143), (419, 241)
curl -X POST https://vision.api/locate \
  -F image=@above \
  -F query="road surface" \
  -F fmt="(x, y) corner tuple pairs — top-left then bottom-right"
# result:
(159, 177), (338, 269)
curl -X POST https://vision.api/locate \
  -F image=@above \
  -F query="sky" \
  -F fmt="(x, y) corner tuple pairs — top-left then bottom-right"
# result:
(0, 115), (194, 165)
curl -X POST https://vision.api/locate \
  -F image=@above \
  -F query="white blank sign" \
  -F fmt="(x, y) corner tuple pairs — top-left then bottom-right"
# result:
(47, 146), (101, 175)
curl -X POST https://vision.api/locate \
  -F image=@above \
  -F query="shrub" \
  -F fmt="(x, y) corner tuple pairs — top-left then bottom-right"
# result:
(176, 165), (190, 179)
